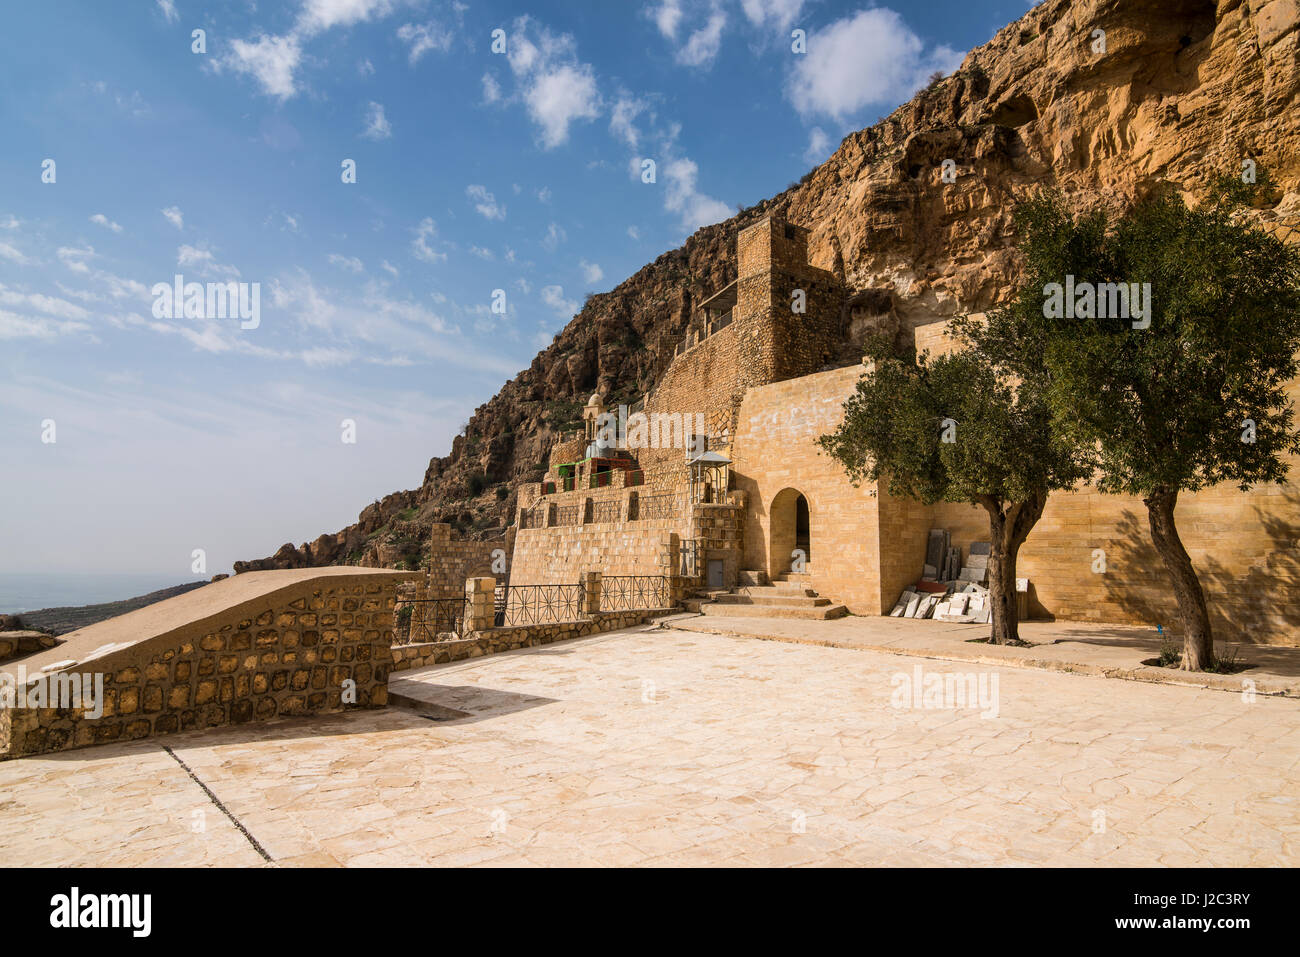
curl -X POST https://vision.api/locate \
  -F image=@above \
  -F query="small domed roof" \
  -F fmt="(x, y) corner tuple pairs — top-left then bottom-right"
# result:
(586, 392), (602, 406)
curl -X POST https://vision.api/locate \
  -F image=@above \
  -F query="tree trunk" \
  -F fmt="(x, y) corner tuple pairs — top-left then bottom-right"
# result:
(1144, 487), (1214, 670)
(980, 493), (1046, 645)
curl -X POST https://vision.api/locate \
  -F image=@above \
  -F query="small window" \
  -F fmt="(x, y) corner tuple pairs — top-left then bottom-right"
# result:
(784, 225), (796, 240)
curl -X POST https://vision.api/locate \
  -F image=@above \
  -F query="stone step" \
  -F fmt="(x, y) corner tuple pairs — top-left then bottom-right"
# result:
(699, 602), (848, 620)
(737, 569), (769, 587)
(766, 581), (818, 596)
(774, 572), (813, 583)
(713, 592), (831, 607)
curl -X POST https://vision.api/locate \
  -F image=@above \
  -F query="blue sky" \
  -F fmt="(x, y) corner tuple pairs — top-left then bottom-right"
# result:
(1, 0), (1022, 578)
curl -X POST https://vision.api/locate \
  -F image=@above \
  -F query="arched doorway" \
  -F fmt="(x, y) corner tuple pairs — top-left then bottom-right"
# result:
(770, 487), (812, 577)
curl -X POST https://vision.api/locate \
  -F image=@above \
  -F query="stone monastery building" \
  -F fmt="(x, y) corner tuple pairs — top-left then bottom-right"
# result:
(501, 214), (1298, 643)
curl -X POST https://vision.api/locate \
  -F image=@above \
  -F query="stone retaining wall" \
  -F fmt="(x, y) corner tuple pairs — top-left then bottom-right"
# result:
(1, 569), (412, 759)
(390, 609), (672, 671)
(0, 631), (61, 664)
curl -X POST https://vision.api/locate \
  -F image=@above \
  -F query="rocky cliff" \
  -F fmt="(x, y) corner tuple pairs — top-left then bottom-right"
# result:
(235, 0), (1299, 574)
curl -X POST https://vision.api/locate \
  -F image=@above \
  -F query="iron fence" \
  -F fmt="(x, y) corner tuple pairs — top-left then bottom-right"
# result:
(398, 597), (468, 644)
(635, 493), (676, 521)
(520, 502), (547, 529)
(679, 539), (701, 578)
(589, 499), (620, 524)
(555, 504), (579, 526)
(494, 582), (585, 626)
(600, 576), (670, 611)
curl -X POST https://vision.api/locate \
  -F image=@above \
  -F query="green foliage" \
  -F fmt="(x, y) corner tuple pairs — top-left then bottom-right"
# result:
(818, 334), (1088, 510)
(466, 472), (488, 497)
(978, 181), (1300, 498)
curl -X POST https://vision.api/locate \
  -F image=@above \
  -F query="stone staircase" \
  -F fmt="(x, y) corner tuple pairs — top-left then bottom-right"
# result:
(684, 569), (848, 620)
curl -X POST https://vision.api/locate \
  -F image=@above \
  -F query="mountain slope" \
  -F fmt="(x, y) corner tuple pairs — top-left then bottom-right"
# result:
(236, 0), (1300, 573)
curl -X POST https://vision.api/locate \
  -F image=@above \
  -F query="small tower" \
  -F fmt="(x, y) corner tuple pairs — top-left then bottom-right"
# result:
(582, 392), (606, 442)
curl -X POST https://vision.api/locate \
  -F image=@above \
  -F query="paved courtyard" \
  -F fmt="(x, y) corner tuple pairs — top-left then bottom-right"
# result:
(1, 624), (1297, 866)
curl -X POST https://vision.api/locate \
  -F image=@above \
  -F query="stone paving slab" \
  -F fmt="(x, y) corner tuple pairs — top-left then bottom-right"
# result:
(673, 614), (1300, 697)
(1, 624), (1297, 867)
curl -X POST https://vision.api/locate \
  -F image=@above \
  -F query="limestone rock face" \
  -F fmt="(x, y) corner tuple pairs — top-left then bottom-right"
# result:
(236, 0), (1300, 572)
(789, 0), (1299, 323)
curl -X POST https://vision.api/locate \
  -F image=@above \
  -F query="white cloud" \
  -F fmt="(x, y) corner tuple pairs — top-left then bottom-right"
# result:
(362, 101), (392, 139)
(0, 241), (32, 266)
(0, 284), (90, 321)
(627, 225), (640, 240)
(397, 21), (453, 63)
(90, 213), (123, 234)
(803, 126), (831, 164)
(358, 58), (375, 75)
(579, 260), (604, 284)
(482, 72), (501, 103)
(469, 245), (495, 260)
(540, 284), (578, 317)
(740, 0), (805, 31)
(663, 157), (731, 232)
(525, 63), (600, 149)
(162, 206), (184, 230)
(466, 184), (506, 221)
(536, 186), (552, 203)
(381, 259), (399, 277)
(542, 222), (566, 252)
(177, 244), (240, 278)
(651, 0), (683, 39)
(328, 253), (365, 273)
(678, 11), (727, 67)
(57, 246), (96, 273)
(787, 9), (963, 120)
(610, 95), (646, 149)
(0, 215), (18, 229)
(0, 309), (92, 341)
(219, 33), (303, 100)
(411, 217), (446, 263)
(296, 0), (403, 36)
(156, 0), (178, 24)
(506, 18), (601, 149)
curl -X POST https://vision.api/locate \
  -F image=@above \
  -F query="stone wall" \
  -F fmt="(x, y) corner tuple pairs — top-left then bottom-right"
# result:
(0, 632), (60, 664)
(730, 318), (1300, 644)
(0, 568), (413, 759)
(425, 523), (512, 598)
(637, 215), (849, 490)
(510, 513), (682, 586)
(691, 502), (744, 588)
(390, 608), (669, 671)
(730, 364), (885, 608)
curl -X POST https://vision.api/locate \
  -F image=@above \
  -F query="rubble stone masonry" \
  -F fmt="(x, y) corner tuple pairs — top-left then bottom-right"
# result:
(0, 568), (413, 759)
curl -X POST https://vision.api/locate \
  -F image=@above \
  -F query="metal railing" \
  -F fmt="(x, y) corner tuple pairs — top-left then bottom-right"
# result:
(634, 493), (676, 521)
(679, 539), (701, 578)
(600, 576), (670, 611)
(520, 502), (547, 529)
(589, 499), (620, 524)
(555, 504), (579, 526)
(398, 597), (468, 644)
(494, 583), (584, 626)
